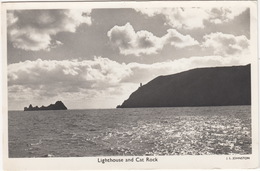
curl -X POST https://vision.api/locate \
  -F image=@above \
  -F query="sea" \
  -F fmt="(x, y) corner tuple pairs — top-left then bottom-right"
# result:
(8, 105), (251, 158)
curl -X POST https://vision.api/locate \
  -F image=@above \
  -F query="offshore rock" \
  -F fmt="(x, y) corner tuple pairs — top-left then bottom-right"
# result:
(24, 101), (67, 111)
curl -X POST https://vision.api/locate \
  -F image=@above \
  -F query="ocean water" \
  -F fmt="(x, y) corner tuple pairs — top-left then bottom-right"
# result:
(8, 106), (251, 158)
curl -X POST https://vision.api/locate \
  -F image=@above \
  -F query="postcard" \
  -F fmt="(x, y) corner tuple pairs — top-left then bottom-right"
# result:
(1, 1), (259, 170)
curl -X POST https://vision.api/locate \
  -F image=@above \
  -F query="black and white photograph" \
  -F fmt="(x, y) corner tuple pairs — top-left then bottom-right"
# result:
(2, 1), (259, 170)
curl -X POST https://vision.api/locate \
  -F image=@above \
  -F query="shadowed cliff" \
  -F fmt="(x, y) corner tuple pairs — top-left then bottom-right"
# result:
(118, 65), (251, 108)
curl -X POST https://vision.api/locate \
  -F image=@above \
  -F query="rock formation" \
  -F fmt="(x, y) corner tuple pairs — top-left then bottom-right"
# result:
(24, 101), (67, 111)
(118, 65), (251, 108)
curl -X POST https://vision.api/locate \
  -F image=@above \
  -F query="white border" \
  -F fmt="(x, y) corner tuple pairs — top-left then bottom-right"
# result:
(1, 1), (259, 170)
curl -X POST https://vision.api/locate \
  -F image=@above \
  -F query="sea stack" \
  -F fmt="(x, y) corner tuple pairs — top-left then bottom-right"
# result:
(24, 101), (67, 111)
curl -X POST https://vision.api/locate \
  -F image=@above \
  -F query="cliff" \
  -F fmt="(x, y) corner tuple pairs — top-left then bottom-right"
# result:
(118, 65), (251, 108)
(24, 101), (67, 111)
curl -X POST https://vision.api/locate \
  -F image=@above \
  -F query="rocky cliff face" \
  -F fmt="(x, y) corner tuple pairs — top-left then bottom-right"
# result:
(24, 101), (67, 111)
(118, 65), (251, 108)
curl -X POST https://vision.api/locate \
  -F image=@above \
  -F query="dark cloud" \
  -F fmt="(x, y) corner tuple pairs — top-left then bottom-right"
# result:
(7, 9), (92, 51)
(135, 7), (248, 30)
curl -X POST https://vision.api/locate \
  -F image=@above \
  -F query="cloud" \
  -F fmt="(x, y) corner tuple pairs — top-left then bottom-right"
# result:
(7, 9), (92, 51)
(207, 8), (246, 24)
(7, 57), (133, 109)
(8, 54), (250, 109)
(123, 55), (249, 84)
(8, 57), (131, 89)
(135, 7), (247, 29)
(162, 29), (199, 48)
(9, 56), (247, 88)
(107, 23), (198, 56)
(202, 32), (249, 56)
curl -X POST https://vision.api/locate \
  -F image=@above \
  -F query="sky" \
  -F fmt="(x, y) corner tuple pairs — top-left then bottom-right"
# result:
(7, 7), (251, 110)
